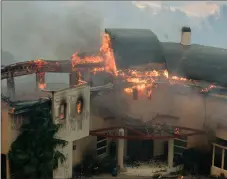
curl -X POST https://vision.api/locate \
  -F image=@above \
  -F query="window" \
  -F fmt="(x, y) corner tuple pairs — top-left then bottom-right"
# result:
(59, 101), (66, 120)
(73, 145), (76, 150)
(216, 137), (227, 147)
(97, 135), (108, 156)
(174, 139), (187, 148)
(76, 97), (84, 115)
(224, 149), (227, 170)
(97, 140), (107, 149)
(97, 147), (107, 156)
(214, 146), (222, 168)
(174, 145), (185, 155)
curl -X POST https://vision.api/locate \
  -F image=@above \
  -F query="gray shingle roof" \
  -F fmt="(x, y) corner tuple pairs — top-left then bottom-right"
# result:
(106, 28), (227, 86)
(105, 28), (166, 69)
(162, 42), (227, 86)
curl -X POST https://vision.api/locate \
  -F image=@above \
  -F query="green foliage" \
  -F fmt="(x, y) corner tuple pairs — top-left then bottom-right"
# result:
(8, 105), (67, 179)
(73, 148), (117, 178)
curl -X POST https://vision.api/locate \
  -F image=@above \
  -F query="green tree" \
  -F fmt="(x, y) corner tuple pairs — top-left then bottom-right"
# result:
(8, 105), (67, 179)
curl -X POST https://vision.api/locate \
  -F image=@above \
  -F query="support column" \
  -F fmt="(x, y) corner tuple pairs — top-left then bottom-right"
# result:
(153, 140), (164, 157)
(212, 145), (215, 166)
(69, 71), (79, 87)
(36, 72), (46, 90)
(168, 139), (174, 168)
(118, 128), (125, 171)
(221, 148), (225, 169)
(53, 141), (73, 179)
(124, 129), (128, 157)
(7, 72), (15, 101)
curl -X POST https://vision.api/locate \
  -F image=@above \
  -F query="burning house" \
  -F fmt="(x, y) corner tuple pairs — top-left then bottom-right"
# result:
(1, 26), (227, 178)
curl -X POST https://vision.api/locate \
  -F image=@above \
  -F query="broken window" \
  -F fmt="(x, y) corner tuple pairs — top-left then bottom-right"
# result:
(76, 97), (84, 115)
(59, 100), (67, 120)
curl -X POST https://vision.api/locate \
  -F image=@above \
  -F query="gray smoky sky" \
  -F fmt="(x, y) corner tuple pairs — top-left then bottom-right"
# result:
(2, 1), (103, 89)
(2, 1), (102, 63)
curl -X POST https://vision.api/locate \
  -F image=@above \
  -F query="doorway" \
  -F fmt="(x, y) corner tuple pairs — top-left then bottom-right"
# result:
(1, 154), (7, 179)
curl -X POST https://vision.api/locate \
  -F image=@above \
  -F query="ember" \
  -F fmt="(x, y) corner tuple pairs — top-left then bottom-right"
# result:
(31, 33), (217, 94)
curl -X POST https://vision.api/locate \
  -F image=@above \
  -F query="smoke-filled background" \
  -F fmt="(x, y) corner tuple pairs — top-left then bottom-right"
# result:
(2, 1), (227, 91)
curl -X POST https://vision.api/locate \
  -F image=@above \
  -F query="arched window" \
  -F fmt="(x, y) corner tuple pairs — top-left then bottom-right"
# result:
(76, 96), (84, 115)
(59, 100), (67, 120)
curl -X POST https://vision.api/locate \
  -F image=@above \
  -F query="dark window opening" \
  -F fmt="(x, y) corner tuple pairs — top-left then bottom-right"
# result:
(59, 101), (67, 120)
(174, 146), (185, 155)
(73, 145), (76, 150)
(174, 139), (187, 147)
(224, 149), (227, 170)
(214, 146), (222, 168)
(1, 154), (6, 179)
(97, 140), (107, 149)
(216, 137), (227, 147)
(97, 147), (107, 156)
(97, 136), (106, 142)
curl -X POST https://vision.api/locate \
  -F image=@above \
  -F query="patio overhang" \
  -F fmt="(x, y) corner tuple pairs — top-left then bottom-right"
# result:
(89, 125), (204, 140)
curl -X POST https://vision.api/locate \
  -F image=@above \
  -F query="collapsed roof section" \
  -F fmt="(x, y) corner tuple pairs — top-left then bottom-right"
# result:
(105, 28), (166, 69)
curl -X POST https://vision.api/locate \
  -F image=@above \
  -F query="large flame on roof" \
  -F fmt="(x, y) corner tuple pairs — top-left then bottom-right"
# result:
(71, 33), (117, 76)
(71, 33), (216, 94)
(34, 33), (216, 94)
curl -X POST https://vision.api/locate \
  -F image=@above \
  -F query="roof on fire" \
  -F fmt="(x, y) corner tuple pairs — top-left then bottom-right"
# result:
(105, 28), (166, 69)
(105, 28), (227, 86)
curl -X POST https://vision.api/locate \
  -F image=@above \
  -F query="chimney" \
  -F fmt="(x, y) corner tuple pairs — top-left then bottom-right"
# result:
(180, 26), (191, 46)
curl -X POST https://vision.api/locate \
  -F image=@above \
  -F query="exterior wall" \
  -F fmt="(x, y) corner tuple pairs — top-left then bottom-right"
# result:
(53, 142), (73, 179)
(1, 103), (10, 154)
(72, 114), (115, 166)
(1, 102), (11, 179)
(53, 84), (90, 141)
(122, 84), (206, 129)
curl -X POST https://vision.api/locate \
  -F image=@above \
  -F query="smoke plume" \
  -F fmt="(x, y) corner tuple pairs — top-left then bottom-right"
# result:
(2, 1), (103, 91)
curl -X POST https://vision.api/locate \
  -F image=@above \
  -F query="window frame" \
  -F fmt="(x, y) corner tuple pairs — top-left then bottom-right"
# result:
(59, 100), (67, 121)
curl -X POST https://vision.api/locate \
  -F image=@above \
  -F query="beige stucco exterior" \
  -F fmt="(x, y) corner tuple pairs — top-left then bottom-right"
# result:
(1, 101), (15, 179)
(2, 82), (227, 178)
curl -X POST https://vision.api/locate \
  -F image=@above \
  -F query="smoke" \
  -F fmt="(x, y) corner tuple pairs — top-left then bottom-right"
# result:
(2, 1), (102, 61)
(2, 1), (103, 92)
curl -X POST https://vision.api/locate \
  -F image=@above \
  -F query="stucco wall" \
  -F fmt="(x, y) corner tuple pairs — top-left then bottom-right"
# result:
(121, 84), (206, 129)
(72, 114), (115, 165)
(1, 102), (10, 154)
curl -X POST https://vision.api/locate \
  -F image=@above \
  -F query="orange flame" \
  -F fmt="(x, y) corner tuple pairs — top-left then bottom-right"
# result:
(34, 33), (217, 95)
(71, 33), (117, 76)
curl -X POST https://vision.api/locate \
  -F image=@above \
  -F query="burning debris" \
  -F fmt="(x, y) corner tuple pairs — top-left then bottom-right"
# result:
(69, 33), (220, 97)
(1, 32), (222, 97)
